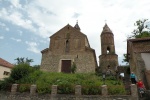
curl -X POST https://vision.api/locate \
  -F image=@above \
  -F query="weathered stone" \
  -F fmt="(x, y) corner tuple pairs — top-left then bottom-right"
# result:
(101, 85), (108, 96)
(99, 24), (118, 74)
(75, 85), (81, 95)
(30, 84), (37, 95)
(51, 85), (57, 95)
(40, 23), (97, 73)
(11, 84), (18, 94)
(130, 84), (138, 100)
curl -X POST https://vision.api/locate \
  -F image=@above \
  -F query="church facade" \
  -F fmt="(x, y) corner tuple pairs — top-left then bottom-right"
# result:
(40, 22), (97, 73)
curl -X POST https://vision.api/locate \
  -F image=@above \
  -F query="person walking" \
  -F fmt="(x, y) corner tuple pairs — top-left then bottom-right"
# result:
(130, 72), (137, 84)
(137, 79), (146, 97)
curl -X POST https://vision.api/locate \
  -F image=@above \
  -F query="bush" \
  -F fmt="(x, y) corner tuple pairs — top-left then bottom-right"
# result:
(36, 81), (51, 94)
(0, 71), (126, 95)
(82, 80), (101, 95)
(57, 80), (75, 94)
(108, 85), (126, 95)
(17, 70), (43, 84)
(10, 64), (34, 82)
(18, 84), (30, 93)
(82, 85), (101, 95)
(0, 77), (14, 91)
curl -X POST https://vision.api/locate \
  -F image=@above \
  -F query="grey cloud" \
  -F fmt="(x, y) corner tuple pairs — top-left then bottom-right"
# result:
(72, 12), (81, 18)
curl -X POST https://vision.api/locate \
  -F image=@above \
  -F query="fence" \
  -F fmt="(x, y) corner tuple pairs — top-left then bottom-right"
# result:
(0, 84), (139, 100)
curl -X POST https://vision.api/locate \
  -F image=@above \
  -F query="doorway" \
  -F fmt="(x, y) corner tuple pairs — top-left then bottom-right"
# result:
(61, 60), (71, 73)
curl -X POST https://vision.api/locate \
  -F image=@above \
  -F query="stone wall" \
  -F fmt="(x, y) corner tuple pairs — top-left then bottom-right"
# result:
(99, 54), (118, 73)
(0, 84), (139, 100)
(0, 93), (132, 100)
(40, 24), (97, 73)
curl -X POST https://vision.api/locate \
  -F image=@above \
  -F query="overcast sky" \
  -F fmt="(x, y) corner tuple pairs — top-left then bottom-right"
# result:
(0, 0), (150, 66)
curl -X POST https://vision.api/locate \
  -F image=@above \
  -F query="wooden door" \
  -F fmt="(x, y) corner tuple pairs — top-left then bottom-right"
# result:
(61, 60), (71, 73)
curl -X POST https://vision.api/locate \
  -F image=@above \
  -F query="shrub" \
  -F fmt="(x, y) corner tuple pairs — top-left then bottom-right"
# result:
(36, 81), (51, 94)
(0, 77), (14, 91)
(82, 80), (101, 95)
(10, 64), (33, 82)
(108, 85), (126, 95)
(82, 85), (101, 95)
(18, 84), (30, 93)
(57, 80), (75, 94)
(71, 62), (76, 73)
(17, 70), (43, 84)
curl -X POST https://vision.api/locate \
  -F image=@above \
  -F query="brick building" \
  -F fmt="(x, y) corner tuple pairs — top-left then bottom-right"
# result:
(40, 22), (97, 73)
(127, 37), (150, 89)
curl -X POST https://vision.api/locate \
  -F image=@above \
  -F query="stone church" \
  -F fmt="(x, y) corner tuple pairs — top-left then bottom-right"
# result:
(99, 24), (119, 74)
(40, 22), (97, 73)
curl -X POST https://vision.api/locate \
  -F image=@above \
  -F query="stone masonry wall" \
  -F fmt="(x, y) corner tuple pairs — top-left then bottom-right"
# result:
(0, 84), (138, 100)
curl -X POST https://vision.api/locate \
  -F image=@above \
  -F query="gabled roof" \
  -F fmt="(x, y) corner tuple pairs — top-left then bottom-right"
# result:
(0, 58), (14, 68)
(50, 24), (86, 38)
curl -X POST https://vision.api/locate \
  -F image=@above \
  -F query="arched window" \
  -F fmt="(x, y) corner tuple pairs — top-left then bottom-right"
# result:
(65, 40), (69, 52)
(107, 46), (110, 54)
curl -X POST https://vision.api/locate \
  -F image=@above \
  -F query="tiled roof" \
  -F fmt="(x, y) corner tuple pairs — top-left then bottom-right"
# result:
(0, 58), (14, 68)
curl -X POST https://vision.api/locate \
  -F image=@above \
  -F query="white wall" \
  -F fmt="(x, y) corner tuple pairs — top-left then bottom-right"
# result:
(0, 65), (12, 80)
(141, 53), (150, 70)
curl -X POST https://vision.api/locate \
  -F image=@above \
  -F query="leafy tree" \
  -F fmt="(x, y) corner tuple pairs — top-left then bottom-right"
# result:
(122, 54), (129, 65)
(123, 19), (150, 64)
(129, 19), (150, 39)
(15, 57), (33, 65)
(33, 65), (40, 70)
(10, 63), (34, 81)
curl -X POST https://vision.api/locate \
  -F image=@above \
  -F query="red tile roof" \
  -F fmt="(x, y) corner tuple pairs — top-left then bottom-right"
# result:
(0, 58), (14, 68)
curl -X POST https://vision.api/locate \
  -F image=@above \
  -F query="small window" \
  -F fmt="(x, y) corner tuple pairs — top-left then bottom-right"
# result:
(3, 71), (10, 76)
(107, 46), (110, 54)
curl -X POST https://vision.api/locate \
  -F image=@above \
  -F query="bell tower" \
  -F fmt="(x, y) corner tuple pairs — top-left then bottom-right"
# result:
(99, 24), (118, 74)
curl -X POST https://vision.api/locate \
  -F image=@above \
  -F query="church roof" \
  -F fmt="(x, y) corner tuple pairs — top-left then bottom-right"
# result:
(102, 23), (112, 33)
(0, 58), (14, 68)
(74, 21), (80, 31)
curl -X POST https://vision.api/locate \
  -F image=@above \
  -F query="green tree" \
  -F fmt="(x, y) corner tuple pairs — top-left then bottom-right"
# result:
(15, 57), (33, 65)
(33, 65), (40, 70)
(123, 19), (150, 64)
(129, 19), (150, 38)
(10, 63), (33, 81)
(122, 54), (129, 65)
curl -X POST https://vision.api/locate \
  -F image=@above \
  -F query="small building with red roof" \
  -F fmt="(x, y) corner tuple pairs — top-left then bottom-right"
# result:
(0, 58), (14, 80)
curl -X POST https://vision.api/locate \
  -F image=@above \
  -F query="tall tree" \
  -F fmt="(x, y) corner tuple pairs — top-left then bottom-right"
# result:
(123, 19), (150, 64)
(122, 54), (129, 65)
(15, 57), (33, 65)
(129, 19), (150, 39)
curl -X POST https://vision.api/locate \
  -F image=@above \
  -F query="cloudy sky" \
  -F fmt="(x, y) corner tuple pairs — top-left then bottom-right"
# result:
(0, 0), (150, 66)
